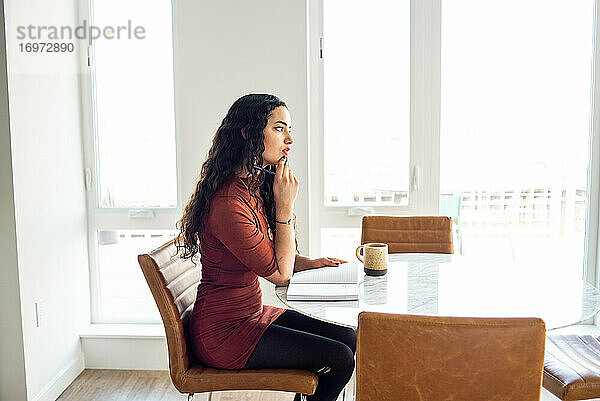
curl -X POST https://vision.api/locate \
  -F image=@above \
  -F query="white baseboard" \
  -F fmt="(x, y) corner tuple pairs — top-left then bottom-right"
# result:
(30, 352), (85, 401)
(82, 337), (169, 370)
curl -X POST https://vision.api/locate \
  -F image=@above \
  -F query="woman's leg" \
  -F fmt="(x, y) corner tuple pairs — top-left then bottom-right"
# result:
(273, 309), (357, 354)
(270, 310), (357, 400)
(244, 323), (355, 401)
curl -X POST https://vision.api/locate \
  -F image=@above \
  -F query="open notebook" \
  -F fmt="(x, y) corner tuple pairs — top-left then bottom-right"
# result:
(286, 262), (360, 301)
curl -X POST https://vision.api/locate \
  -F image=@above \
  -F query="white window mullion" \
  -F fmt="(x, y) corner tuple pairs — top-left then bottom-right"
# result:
(586, 0), (600, 287)
(308, 0), (324, 256)
(78, 0), (100, 323)
(411, 0), (442, 215)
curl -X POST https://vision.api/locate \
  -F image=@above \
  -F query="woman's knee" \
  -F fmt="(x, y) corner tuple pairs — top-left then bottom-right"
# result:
(327, 342), (355, 377)
(332, 344), (355, 386)
(340, 326), (357, 354)
(342, 344), (355, 372)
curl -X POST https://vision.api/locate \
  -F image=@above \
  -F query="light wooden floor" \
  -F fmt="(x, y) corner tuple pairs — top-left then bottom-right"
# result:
(57, 369), (296, 401)
(56, 368), (570, 400)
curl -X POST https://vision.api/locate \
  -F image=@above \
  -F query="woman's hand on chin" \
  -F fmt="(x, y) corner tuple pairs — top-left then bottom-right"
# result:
(310, 257), (349, 269)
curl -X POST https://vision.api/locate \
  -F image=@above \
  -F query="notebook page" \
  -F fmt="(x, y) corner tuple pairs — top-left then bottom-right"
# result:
(290, 262), (359, 284)
(286, 283), (359, 301)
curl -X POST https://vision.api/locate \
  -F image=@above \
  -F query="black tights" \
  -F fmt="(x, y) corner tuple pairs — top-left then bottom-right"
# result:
(244, 309), (356, 401)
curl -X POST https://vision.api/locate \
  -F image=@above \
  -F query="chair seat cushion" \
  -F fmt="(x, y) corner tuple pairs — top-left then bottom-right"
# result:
(544, 335), (600, 401)
(176, 365), (319, 395)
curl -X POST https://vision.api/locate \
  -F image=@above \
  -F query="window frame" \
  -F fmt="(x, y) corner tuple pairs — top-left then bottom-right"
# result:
(79, 0), (182, 323)
(586, 0), (600, 287)
(308, 0), (442, 255)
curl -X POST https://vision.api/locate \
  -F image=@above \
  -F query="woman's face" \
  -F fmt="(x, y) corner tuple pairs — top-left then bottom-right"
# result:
(261, 106), (293, 167)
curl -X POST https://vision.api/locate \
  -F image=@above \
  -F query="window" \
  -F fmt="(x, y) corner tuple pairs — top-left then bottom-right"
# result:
(312, 0), (598, 280)
(440, 0), (594, 270)
(323, 0), (410, 207)
(82, 0), (178, 323)
(312, 0), (441, 257)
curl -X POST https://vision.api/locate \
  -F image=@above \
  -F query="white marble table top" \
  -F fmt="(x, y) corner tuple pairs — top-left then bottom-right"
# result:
(275, 253), (600, 330)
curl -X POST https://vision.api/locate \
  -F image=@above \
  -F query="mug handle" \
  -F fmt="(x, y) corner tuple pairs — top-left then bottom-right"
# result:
(355, 245), (364, 263)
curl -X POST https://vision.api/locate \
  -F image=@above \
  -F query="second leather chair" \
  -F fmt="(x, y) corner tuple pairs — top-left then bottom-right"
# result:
(360, 215), (454, 254)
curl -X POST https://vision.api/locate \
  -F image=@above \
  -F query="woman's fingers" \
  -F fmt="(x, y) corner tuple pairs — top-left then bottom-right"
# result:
(274, 156), (297, 184)
(284, 166), (291, 183)
(320, 258), (340, 266)
(276, 158), (286, 181)
(272, 156), (298, 208)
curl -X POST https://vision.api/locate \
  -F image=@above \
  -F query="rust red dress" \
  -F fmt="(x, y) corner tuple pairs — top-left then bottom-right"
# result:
(189, 175), (286, 369)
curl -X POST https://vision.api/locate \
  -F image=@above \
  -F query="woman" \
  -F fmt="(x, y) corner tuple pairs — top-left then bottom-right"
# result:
(176, 94), (356, 401)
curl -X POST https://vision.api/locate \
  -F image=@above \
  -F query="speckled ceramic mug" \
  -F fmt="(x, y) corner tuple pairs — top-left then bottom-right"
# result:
(355, 242), (388, 276)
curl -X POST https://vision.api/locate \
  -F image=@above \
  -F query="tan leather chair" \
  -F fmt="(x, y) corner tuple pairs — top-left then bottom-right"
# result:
(543, 334), (600, 400)
(138, 239), (318, 401)
(360, 215), (453, 254)
(357, 312), (546, 401)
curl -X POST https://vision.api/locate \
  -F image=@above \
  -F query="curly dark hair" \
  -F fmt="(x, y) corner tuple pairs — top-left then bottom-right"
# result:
(176, 93), (298, 261)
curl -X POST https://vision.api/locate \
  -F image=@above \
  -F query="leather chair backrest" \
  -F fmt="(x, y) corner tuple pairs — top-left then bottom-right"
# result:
(361, 215), (453, 254)
(138, 239), (201, 387)
(357, 312), (546, 401)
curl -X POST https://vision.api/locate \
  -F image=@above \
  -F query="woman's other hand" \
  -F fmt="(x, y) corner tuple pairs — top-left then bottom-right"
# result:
(273, 157), (299, 216)
(310, 257), (349, 269)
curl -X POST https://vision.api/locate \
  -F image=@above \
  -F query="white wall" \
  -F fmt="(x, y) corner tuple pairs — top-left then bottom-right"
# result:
(0, 1), (28, 399)
(4, 0), (90, 399)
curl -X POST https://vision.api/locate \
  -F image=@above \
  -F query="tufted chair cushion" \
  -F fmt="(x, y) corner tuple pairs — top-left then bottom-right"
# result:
(543, 334), (600, 401)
